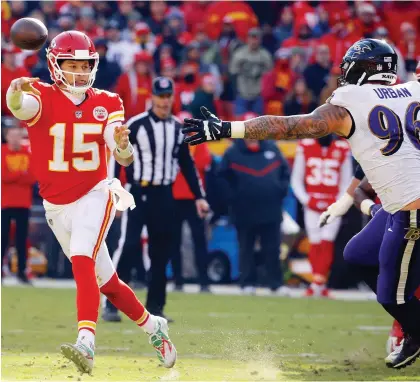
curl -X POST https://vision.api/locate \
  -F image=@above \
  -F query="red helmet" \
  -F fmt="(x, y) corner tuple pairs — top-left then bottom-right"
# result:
(46, 31), (99, 95)
(416, 61), (420, 82)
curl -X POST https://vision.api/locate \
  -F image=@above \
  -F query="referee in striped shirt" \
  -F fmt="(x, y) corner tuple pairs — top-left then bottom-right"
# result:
(105, 77), (209, 322)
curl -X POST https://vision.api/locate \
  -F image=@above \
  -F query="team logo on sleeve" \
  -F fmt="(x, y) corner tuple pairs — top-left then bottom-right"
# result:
(93, 106), (108, 121)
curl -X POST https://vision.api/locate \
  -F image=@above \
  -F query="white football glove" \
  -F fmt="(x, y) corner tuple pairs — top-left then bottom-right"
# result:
(318, 193), (354, 227)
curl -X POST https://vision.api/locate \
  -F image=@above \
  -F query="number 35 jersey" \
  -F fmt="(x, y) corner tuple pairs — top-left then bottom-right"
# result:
(25, 82), (125, 205)
(297, 138), (350, 198)
(330, 81), (420, 214)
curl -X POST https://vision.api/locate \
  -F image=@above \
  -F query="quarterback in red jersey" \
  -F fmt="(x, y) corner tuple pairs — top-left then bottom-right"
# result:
(291, 136), (352, 297)
(6, 31), (176, 374)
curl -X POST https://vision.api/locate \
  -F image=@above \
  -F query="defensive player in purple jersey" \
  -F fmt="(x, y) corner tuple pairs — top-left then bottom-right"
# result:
(183, 40), (420, 369)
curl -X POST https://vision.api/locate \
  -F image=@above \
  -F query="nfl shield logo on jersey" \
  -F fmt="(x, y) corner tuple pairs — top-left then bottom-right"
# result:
(93, 106), (108, 121)
(75, 111), (82, 119)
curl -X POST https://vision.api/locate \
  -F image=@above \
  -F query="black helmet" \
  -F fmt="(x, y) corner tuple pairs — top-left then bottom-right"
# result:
(338, 38), (398, 87)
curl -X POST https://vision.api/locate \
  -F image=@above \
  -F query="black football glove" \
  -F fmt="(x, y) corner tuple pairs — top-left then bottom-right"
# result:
(182, 106), (231, 145)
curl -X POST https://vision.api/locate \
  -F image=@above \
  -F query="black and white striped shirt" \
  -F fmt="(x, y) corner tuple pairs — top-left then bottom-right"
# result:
(109, 109), (204, 198)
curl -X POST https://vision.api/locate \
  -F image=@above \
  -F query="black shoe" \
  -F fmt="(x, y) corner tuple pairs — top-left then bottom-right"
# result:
(102, 308), (122, 322)
(386, 335), (420, 369)
(200, 285), (211, 293)
(17, 274), (33, 285)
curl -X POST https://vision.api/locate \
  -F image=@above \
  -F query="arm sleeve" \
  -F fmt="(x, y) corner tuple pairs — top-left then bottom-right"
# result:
(103, 95), (125, 151)
(178, 142), (205, 199)
(290, 146), (309, 205)
(6, 87), (40, 122)
(103, 121), (122, 152)
(339, 152), (354, 197)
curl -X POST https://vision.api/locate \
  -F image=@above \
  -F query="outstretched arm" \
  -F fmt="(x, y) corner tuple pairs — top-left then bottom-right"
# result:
(183, 104), (353, 145)
(6, 77), (41, 121)
(243, 104), (352, 140)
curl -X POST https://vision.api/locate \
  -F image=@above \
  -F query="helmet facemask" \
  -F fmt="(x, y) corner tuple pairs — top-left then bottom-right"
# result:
(47, 50), (99, 96)
(338, 58), (397, 87)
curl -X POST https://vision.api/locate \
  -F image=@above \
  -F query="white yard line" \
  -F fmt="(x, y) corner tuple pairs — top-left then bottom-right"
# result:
(2, 278), (377, 301)
(357, 325), (389, 332)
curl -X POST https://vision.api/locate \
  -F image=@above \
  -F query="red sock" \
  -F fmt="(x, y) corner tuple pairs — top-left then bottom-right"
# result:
(415, 287), (420, 300)
(318, 240), (334, 280)
(72, 255), (100, 335)
(391, 319), (404, 338)
(308, 243), (325, 284)
(100, 273), (150, 327)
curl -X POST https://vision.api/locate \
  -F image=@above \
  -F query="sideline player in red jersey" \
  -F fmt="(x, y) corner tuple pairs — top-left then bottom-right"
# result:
(291, 136), (352, 297)
(6, 31), (176, 374)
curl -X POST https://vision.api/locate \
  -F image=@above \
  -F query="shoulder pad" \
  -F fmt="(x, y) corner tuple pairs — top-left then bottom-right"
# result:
(92, 88), (120, 99)
(329, 85), (367, 109)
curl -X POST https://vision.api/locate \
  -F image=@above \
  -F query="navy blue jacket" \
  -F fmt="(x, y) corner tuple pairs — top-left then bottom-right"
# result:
(219, 140), (290, 226)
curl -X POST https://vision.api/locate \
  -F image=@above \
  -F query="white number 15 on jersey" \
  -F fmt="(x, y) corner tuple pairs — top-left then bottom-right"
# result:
(49, 123), (102, 172)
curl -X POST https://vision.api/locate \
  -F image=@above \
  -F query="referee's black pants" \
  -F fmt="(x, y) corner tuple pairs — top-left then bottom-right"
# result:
(107, 184), (175, 315)
(171, 199), (209, 287)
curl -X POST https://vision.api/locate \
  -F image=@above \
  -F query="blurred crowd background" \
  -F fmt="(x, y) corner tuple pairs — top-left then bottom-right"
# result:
(1, 1), (420, 290)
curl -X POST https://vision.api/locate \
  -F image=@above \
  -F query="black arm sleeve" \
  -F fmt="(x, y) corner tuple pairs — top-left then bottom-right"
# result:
(354, 164), (365, 181)
(177, 142), (205, 199)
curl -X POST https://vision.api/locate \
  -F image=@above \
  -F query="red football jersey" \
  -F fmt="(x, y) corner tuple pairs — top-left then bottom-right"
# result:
(298, 139), (350, 197)
(25, 82), (124, 204)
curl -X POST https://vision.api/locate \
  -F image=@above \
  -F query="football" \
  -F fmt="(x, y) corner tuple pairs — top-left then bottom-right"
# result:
(10, 18), (48, 51)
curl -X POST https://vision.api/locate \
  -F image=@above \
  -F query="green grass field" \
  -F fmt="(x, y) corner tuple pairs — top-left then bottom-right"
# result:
(2, 286), (419, 381)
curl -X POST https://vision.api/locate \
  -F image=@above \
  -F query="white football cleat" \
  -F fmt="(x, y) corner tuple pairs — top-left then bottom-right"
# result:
(148, 316), (177, 368)
(61, 341), (94, 374)
(385, 339), (404, 365)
